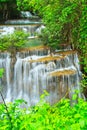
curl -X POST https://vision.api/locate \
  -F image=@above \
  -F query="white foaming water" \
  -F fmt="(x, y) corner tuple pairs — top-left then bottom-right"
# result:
(5, 55), (11, 102)
(20, 11), (32, 18)
(1, 27), (15, 35)
(35, 25), (45, 34)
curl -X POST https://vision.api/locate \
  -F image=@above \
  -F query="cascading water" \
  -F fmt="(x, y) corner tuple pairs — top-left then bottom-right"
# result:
(0, 49), (81, 106)
(0, 12), (81, 106)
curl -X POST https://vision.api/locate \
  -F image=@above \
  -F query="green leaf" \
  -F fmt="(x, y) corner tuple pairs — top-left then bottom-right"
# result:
(0, 68), (4, 78)
(72, 94), (78, 100)
(79, 119), (85, 128)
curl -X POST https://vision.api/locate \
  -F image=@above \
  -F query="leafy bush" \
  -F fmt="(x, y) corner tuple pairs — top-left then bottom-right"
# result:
(0, 30), (29, 52)
(0, 97), (87, 130)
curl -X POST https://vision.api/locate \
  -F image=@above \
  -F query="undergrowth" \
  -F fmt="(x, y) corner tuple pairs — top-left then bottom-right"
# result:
(0, 96), (87, 130)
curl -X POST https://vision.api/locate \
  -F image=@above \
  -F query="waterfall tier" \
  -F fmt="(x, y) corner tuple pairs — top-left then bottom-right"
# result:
(0, 24), (42, 36)
(5, 20), (42, 25)
(0, 47), (81, 106)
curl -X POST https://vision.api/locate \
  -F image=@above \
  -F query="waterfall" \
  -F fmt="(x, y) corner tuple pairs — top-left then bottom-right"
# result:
(0, 13), (81, 105)
(0, 49), (81, 106)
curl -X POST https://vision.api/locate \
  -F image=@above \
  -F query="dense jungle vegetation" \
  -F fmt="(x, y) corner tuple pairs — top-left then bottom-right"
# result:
(0, 0), (87, 129)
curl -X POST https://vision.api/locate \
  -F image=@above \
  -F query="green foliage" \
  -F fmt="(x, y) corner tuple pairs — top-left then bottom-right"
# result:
(0, 68), (4, 78)
(16, 0), (87, 74)
(0, 97), (87, 130)
(80, 74), (87, 96)
(81, 74), (87, 88)
(0, 30), (29, 52)
(78, 2), (87, 74)
(17, 0), (31, 11)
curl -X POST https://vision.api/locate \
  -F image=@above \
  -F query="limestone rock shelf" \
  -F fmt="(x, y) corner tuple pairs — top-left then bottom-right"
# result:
(29, 55), (64, 63)
(49, 69), (76, 77)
